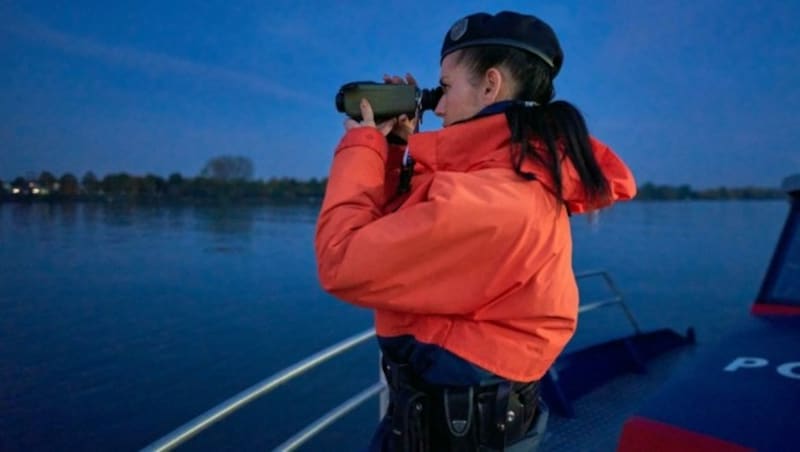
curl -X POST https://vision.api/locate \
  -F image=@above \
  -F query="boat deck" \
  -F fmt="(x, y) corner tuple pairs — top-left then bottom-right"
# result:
(542, 347), (694, 451)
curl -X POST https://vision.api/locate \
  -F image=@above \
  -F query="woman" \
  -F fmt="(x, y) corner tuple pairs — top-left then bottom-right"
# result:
(316, 11), (636, 451)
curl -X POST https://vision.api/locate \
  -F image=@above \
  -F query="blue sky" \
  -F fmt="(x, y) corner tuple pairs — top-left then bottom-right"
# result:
(1, 0), (798, 188)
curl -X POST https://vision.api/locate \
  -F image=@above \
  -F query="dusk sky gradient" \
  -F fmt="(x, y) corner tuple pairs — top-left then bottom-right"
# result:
(2, 1), (798, 188)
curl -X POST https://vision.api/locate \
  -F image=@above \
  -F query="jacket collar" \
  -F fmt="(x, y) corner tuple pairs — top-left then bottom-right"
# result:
(408, 112), (512, 173)
(405, 105), (638, 215)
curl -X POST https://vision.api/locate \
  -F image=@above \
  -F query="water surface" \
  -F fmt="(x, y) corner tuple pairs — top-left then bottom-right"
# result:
(0, 200), (787, 450)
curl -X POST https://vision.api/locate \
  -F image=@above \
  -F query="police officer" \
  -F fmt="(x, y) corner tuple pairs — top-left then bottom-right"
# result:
(316, 10), (637, 451)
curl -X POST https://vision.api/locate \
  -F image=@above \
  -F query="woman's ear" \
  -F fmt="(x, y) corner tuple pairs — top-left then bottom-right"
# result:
(482, 68), (504, 104)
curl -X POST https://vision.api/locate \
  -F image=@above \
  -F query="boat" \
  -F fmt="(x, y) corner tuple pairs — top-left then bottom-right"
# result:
(141, 175), (799, 451)
(617, 175), (800, 451)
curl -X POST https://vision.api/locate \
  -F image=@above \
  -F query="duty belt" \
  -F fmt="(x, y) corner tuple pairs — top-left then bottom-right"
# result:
(381, 356), (540, 452)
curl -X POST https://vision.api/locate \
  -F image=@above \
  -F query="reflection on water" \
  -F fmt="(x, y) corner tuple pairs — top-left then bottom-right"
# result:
(197, 206), (255, 236)
(195, 206), (256, 254)
(0, 200), (790, 451)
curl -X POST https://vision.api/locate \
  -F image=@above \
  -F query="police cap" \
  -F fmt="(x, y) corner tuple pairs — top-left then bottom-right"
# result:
(441, 11), (564, 76)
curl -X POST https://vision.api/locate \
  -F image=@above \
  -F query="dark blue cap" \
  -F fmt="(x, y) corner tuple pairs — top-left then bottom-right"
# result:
(441, 11), (563, 76)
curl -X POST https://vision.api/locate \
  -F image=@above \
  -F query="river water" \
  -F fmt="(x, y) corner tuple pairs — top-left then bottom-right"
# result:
(0, 200), (787, 450)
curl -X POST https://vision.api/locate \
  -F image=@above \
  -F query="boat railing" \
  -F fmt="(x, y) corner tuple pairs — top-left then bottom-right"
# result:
(575, 270), (641, 334)
(141, 270), (637, 452)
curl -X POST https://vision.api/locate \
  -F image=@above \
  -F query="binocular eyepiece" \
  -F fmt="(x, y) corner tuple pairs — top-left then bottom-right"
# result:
(335, 82), (443, 122)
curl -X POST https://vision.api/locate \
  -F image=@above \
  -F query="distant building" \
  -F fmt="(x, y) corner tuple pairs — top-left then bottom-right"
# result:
(26, 181), (50, 196)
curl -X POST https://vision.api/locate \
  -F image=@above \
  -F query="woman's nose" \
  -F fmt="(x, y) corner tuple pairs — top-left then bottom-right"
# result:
(434, 97), (445, 117)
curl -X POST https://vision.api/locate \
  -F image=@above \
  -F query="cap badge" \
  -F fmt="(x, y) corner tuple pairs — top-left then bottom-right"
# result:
(449, 17), (468, 41)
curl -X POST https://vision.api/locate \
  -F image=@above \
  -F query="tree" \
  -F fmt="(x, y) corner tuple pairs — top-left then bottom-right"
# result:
(167, 172), (184, 197)
(677, 184), (693, 200)
(59, 173), (80, 197)
(200, 156), (254, 181)
(141, 174), (166, 197)
(38, 171), (57, 190)
(102, 173), (134, 196)
(168, 172), (184, 186)
(11, 177), (27, 192)
(82, 171), (99, 195)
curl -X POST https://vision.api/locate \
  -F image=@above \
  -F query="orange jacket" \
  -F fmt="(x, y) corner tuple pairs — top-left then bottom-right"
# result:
(315, 113), (636, 382)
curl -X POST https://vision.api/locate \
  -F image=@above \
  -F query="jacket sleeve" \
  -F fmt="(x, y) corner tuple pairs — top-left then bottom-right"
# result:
(564, 137), (638, 214)
(592, 137), (637, 203)
(315, 128), (544, 315)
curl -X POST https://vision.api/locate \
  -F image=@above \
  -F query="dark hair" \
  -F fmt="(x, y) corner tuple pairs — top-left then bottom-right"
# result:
(455, 46), (610, 206)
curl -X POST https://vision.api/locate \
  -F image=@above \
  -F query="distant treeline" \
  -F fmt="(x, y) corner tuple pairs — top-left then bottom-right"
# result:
(635, 182), (784, 201)
(0, 171), (325, 204)
(0, 171), (786, 204)
(1, 156), (327, 204)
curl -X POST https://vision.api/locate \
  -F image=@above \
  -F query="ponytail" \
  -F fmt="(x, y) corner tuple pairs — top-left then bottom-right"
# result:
(456, 46), (611, 206)
(505, 101), (610, 205)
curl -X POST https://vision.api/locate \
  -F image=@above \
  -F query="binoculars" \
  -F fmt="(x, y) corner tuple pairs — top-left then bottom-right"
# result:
(335, 82), (443, 122)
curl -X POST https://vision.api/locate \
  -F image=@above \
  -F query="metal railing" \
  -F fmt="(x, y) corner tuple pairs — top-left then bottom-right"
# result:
(141, 270), (638, 451)
(575, 270), (641, 334)
(140, 329), (378, 452)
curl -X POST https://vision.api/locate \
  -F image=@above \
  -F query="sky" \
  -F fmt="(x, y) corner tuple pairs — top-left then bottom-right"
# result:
(1, 0), (799, 188)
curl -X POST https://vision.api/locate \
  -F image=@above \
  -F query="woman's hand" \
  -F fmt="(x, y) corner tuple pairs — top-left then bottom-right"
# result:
(383, 73), (419, 142)
(344, 98), (397, 136)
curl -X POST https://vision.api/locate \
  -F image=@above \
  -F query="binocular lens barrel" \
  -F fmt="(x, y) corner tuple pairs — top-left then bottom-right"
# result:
(335, 82), (442, 121)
